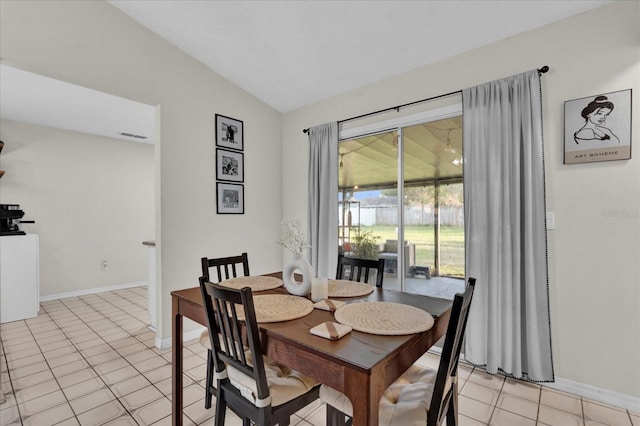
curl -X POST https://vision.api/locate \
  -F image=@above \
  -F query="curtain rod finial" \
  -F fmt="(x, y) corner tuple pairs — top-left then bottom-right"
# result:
(303, 128), (309, 134)
(538, 66), (549, 74)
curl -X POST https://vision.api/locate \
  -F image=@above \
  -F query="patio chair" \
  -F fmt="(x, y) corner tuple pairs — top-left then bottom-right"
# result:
(200, 253), (250, 409)
(200, 278), (320, 426)
(320, 277), (476, 426)
(336, 254), (386, 288)
(378, 239), (416, 276)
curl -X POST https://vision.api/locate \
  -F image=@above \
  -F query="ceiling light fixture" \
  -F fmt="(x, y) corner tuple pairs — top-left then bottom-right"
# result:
(444, 128), (457, 154)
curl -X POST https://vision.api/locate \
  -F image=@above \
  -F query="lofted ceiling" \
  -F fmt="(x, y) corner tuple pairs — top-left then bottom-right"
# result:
(0, 1), (611, 146)
(109, 0), (611, 113)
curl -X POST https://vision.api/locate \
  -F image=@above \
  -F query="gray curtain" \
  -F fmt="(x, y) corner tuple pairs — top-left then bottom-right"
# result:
(307, 122), (339, 278)
(462, 70), (554, 382)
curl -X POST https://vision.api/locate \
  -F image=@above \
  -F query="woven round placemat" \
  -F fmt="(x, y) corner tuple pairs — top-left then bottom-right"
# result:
(328, 280), (375, 298)
(236, 294), (313, 323)
(219, 276), (283, 292)
(334, 302), (434, 335)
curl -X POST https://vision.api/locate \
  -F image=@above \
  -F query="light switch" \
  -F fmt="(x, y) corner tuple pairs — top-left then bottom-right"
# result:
(546, 212), (555, 230)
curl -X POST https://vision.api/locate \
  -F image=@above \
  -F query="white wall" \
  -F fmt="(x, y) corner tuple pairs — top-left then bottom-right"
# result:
(282, 2), (640, 401)
(0, 119), (154, 296)
(0, 0), (284, 340)
(2, 0), (638, 405)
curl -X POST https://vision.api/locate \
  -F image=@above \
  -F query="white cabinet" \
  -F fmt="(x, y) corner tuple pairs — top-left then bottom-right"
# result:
(1, 234), (39, 323)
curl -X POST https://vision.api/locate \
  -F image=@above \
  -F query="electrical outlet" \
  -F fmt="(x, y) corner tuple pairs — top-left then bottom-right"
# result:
(101, 260), (108, 271)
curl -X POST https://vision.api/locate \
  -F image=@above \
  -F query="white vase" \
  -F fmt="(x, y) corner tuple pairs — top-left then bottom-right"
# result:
(282, 253), (314, 296)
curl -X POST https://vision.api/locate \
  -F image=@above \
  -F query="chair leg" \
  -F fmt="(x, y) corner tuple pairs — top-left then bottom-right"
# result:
(446, 393), (458, 426)
(204, 349), (214, 409)
(326, 404), (350, 426)
(214, 388), (226, 426)
(446, 379), (460, 426)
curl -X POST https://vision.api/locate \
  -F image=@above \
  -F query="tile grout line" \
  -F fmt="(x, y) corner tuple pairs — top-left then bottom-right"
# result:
(9, 289), (635, 426)
(51, 295), (157, 424)
(0, 325), (24, 425)
(52, 292), (204, 425)
(76, 299), (175, 422)
(31, 297), (148, 424)
(15, 310), (74, 425)
(486, 373), (503, 424)
(26, 305), (117, 425)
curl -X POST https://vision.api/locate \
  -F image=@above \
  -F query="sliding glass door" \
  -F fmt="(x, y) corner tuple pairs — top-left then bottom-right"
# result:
(338, 113), (464, 296)
(338, 130), (399, 285)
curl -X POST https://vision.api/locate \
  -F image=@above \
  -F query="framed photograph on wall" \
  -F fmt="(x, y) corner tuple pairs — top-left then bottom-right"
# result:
(217, 182), (244, 214)
(215, 114), (244, 151)
(564, 89), (632, 164)
(216, 148), (244, 182)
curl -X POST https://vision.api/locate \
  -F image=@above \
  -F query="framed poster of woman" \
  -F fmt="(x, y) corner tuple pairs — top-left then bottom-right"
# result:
(564, 89), (631, 164)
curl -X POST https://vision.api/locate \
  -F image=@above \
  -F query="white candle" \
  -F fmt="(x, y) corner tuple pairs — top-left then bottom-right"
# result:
(311, 277), (328, 302)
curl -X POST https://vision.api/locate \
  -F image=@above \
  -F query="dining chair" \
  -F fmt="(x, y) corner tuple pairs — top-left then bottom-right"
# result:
(202, 253), (250, 283)
(199, 277), (320, 426)
(200, 253), (250, 409)
(320, 277), (476, 426)
(336, 253), (386, 288)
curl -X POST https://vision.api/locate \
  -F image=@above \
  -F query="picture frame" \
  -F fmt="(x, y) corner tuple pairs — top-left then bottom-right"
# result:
(215, 114), (244, 151)
(216, 148), (244, 182)
(564, 89), (632, 164)
(217, 182), (244, 214)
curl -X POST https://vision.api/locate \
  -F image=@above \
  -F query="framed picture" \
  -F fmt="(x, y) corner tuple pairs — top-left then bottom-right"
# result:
(215, 114), (244, 151)
(216, 148), (244, 182)
(564, 89), (632, 164)
(217, 182), (244, 214)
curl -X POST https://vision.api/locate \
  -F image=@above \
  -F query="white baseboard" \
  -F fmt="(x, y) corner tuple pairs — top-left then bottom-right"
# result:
(446, 350), (640, 412)
(155, 336), (166, 350)
(40, 281), (148, 302)
(156, 327), (206, 351)
(545, 378), (640, 413)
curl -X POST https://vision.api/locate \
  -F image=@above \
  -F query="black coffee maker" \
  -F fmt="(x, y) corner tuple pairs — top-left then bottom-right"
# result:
(0, 204), (33, 236)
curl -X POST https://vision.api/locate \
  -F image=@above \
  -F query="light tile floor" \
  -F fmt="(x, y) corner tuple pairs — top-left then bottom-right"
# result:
(1, 286), (638, 425)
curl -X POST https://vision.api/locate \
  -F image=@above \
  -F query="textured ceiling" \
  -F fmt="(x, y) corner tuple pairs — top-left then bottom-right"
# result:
(109, 0), (611, 113)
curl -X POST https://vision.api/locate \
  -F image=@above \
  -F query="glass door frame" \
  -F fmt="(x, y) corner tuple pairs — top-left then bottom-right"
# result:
(339, 104), (462, 292)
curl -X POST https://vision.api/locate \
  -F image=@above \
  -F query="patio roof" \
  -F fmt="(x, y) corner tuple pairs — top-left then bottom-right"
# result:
(338, 116), (463, 190)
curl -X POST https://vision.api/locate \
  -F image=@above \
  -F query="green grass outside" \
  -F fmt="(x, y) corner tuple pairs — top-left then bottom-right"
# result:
(360, 225), (465, 277)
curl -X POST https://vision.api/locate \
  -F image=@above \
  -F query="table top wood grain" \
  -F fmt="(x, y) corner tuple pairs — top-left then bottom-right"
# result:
(172, 272), (453, 426)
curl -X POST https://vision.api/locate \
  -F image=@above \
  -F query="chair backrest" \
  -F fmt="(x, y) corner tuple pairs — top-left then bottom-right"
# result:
(336, 254), (385, 288)
(427, 277), (476, 426)
(201, 252), (250, 283)
(199, 277), (271, 404)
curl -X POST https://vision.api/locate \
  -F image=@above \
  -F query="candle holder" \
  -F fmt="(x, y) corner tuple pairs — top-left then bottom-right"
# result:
(311, 277), (328, 302)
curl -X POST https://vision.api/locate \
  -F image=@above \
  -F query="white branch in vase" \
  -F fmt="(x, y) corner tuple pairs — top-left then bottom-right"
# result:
(276, 220), (309, 255)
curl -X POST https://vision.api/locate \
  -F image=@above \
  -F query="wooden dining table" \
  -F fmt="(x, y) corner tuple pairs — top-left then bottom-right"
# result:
(171, 272), (453, 426)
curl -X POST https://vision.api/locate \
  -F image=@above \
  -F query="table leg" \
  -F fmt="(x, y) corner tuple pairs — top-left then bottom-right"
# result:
(172, 296), (183, 426)
(344, 370), (382, 426)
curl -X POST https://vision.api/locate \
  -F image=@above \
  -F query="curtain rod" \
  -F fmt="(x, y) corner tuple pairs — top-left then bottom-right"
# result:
(303, 65), (549, 134)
